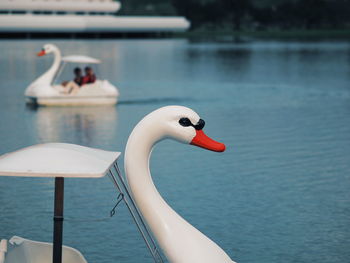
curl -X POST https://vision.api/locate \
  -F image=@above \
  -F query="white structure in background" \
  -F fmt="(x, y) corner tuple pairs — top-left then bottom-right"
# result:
(0, 0), (190, 33)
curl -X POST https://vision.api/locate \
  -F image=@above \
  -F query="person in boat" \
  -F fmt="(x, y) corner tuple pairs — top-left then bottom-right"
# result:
(62, 67), (83, 95)
(83, 66), (96, 84)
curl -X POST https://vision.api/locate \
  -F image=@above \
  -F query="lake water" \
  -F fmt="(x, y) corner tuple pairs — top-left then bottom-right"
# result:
(0, 39), (349, 263)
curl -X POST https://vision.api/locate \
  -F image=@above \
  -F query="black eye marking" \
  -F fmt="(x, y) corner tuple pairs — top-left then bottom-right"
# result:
(179, 118), (205, 130)
(179, 117), (192, 127)
(194, 119), (205, 130)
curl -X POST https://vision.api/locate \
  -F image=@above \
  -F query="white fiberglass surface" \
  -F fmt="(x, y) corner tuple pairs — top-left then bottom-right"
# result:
(62, 55), (101, 64)
(0, 143), (120, 178)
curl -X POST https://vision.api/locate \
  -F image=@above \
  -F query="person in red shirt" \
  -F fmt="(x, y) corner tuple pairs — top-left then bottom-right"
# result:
(82, 66), (96, 85)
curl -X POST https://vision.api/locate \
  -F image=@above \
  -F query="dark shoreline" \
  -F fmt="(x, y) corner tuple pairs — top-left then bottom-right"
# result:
(176, 29), (350, 40)
(1, 29), (350, 40)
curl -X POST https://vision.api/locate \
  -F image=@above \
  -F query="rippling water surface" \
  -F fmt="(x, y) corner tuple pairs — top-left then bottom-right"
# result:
(0, 39), (350, 263)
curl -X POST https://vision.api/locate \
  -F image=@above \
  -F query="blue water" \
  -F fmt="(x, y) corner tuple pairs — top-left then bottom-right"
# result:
(0, 39), (350, 263)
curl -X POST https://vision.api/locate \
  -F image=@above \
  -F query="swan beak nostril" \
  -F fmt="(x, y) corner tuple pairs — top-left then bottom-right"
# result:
(190, 130), (226, 152)
(37, 50), (46, 57)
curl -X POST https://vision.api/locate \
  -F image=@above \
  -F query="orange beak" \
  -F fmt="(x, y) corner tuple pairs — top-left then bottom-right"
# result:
(37, 50), (46, 56)
(190, 130), (226, 152)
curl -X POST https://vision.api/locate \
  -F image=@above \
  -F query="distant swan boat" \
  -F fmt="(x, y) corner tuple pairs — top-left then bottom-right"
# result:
(25, 43), (119, 106)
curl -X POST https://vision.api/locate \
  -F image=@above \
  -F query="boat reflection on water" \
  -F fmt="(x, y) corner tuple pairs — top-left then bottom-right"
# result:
(28, 105), (118, 146)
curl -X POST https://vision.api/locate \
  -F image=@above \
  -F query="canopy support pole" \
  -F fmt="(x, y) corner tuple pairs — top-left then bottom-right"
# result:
(53, 177), (64, 263)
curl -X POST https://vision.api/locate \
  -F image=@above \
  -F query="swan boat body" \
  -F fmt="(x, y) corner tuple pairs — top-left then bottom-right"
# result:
(0, 143), (120, 263)
(0, 106), (236, 263)
(25, 44), (119, 106)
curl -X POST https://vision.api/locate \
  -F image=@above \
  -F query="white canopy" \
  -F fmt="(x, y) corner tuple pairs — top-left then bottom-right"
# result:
(62, 55), (101, 64)
(0, 143), (120, 178)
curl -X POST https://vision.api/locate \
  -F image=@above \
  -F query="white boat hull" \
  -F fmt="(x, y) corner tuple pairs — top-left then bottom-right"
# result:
(26, 95), (118, 106)
(4, 236), (87, 263)
(26, 80), (119, 106)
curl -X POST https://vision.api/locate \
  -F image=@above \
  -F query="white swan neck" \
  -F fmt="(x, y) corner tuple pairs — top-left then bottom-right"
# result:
(124, 120), (234, 263)
(34, 48), (61, 86)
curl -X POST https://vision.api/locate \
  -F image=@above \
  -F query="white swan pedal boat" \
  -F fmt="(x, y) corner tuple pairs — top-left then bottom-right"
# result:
(0, 106), (236, 263)
(25, 44), (119, 106)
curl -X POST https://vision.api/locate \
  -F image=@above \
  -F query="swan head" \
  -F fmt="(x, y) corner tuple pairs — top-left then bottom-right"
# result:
(37, 44), (58, 57)
(139, 106), (225, 152)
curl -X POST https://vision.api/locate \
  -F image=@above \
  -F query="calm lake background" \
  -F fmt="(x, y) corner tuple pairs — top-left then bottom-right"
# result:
(0, 39), (349, 263)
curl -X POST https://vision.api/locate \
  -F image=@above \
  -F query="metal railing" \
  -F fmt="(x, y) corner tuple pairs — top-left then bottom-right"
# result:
(108, 163), (164, 263)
